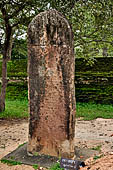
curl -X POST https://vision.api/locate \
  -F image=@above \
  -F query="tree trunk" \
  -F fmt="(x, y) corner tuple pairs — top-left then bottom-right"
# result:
(0, 58), (8, 112)
(102, 47), (108, 57)
(0, 25), (12, 112)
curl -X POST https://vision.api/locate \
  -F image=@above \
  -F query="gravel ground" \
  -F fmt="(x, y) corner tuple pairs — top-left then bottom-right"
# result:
(0, 118), (113, 170)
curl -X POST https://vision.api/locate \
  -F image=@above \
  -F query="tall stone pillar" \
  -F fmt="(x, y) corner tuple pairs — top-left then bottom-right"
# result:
(27, 9), (76, 158)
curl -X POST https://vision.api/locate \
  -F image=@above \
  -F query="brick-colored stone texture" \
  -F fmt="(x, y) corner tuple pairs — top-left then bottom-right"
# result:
(27, 9), (76, 158)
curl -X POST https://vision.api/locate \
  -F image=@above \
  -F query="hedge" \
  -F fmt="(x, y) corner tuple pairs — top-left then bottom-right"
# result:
(0, 57), (113, 103)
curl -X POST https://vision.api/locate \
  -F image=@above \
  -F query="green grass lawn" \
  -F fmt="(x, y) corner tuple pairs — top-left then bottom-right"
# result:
(0, 99), (28, 119)
(76, 102), (113, 120)
(0, 100), (113, 120)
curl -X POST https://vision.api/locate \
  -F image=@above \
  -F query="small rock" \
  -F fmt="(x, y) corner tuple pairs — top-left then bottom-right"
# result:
(109, 152), (113, 155)
(99, 134), (103, 136)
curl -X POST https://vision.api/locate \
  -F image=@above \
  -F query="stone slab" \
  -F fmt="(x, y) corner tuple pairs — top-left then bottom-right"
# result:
(1, 143), (58, 167)
(1, 143), (99, 167)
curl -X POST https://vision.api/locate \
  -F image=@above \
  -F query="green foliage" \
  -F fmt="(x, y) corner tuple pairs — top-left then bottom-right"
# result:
(1, 159), (22, 165)
(0, 0), (113, 60)
(49, 163), (63, 170)
(33, 152), (39, 156)
(11, 39), (27, 59)
(0, 59), (28, 101)
(92, 145), (102, 151)
(6, 82), (28, 100)
(76, 57), (113, 104)
(18, 142), (27, 148)
(71, 0), (113, 59)
(32, 164), (39, 170)
(0, 99), (28, 119)
(0, 59), (27, 79)
(76, 57), (113, 72)
(76, 83), (113, 104)
(76, 102), (113, 120)
(0, 0), (49, 27)
(93, 155), (104, 160)
(7, 59), (27, 78)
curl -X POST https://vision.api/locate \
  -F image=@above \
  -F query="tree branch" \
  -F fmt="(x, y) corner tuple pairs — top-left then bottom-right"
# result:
(87, 39), (113, 45)
(11, 8), (33, 28)
(74, 39), (113, 48)
(1, 7), (9, 23)
(8, 3), (26, 19)
(70, 0), (80, 9)
(84, 28), (99, 38)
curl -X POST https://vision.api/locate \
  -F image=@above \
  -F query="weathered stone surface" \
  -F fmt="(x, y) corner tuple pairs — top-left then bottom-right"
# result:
(27, 9), (76, 158)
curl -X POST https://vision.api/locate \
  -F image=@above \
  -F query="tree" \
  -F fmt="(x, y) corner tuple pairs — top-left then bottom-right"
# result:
(0, 0), (51, 112)
(70, 0), (113, 61)
(0, 0), (79, 112)
(47, 0), (113, 60)
(10, 0), (113, 60)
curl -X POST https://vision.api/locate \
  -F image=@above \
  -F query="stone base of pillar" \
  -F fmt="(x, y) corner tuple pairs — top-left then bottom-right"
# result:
(27, 138), (75, 158)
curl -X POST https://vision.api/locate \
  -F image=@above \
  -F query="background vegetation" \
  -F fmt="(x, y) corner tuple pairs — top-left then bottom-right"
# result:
(0, 57), (113, 120)
(76, 57), (113, 104)
(0, 0), (113, 119)
(0, 57), (113, 104)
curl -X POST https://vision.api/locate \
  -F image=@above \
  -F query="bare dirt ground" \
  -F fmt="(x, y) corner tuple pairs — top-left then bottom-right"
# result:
(75, 118), (113, 170)
(0, 118), (113, 170)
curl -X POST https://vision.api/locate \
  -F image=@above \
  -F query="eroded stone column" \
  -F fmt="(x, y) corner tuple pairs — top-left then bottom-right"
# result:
(27, 9), (76, 158)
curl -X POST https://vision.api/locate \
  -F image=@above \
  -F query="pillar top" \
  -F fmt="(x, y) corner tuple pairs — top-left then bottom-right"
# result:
(28, 9), (73, 47)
